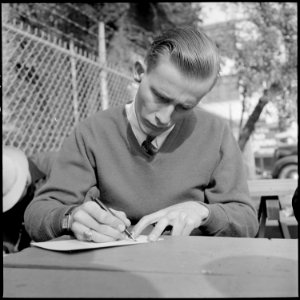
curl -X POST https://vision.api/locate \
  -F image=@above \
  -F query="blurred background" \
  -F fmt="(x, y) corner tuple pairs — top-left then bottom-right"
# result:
(2, 2), (298, 180)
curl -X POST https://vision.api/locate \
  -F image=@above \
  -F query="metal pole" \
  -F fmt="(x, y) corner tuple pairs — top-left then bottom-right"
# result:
(98, 21), (109, 110)
(70, 40), (79, 123)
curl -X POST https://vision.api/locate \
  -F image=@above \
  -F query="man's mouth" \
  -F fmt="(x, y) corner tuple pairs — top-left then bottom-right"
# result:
(144, 120), (171, 133)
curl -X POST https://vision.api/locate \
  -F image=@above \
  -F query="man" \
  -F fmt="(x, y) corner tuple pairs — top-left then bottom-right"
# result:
(24, 26), (259, 243)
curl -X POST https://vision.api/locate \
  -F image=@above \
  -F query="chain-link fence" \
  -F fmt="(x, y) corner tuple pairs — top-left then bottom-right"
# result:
(2, 21), (134, 157)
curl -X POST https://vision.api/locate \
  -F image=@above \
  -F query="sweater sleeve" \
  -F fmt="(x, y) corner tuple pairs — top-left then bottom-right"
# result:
(199, 123), (259, 237)
(24, 122), (97, 241)
(29, 151), (59, 179)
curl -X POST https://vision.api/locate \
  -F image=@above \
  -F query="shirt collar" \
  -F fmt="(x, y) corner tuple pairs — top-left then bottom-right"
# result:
(125, 100), (174, 149)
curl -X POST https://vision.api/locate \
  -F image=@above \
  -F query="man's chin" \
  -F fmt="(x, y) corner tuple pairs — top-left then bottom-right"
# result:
(147, 125), (172, 136)
(141, 119), (173, 136)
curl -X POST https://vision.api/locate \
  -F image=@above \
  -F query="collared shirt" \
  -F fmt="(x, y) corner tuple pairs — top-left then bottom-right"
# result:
(125, 100), (174, 150)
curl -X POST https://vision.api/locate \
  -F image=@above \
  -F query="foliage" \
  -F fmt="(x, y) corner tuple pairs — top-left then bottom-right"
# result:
(231, 3), (297, 150)
(105, 2), (203, 72)
(4, 3), (202, 72)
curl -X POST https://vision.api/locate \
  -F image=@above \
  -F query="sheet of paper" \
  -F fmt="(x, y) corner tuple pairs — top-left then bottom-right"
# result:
(31, 235), (161, 252)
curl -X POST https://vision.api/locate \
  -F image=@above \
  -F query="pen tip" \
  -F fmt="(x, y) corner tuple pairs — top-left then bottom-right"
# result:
(128, 232), (137, 242)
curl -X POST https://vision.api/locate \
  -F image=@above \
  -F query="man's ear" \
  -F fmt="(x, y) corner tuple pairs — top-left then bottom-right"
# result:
(133, 61), (146, 83)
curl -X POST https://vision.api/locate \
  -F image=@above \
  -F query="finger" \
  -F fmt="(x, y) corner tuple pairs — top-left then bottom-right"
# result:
(181, 218), (196, 236)
(73, 207), (125, 240)
(171, 213), (187, 236)
(72, 222), (120, 243)
(91, 229), (126, 242)
(71, 221), (91, 241)
(148, 217), (170, 241)
(131, 211), (163, 238)
(84, 202), (126, 233)
(71, 208), (93, 238)
(84, 186), (100, 202)
(92, 223), (127, 240)
(110, 208), (131, 228)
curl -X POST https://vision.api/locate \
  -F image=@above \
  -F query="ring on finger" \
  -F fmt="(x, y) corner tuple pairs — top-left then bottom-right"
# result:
(83, 228), (94, 242)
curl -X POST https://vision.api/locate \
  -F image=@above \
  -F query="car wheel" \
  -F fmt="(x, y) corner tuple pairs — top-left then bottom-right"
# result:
(278, 164), (298, 179)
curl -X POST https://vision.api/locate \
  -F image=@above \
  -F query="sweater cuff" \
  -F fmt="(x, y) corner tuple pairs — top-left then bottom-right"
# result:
(198, 203), (229, 235)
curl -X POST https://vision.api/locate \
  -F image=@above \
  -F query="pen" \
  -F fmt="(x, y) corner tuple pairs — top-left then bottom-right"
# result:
(92, 197), (136, 241)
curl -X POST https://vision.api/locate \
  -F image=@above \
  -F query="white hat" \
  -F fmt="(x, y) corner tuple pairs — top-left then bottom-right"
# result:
(2, 146), (30, 212)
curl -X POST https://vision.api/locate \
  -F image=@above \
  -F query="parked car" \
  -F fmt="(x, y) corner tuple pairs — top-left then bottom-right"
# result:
(272, 144), (298, 179)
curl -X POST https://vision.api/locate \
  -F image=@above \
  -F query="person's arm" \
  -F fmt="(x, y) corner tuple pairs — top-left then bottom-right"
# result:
(24, 121), (130, 242)
(28, 151), (59, 181)
(196, 123), (259, 237)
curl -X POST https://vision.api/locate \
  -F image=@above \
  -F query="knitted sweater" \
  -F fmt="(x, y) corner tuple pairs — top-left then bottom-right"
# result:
(24, 106), (259, 241)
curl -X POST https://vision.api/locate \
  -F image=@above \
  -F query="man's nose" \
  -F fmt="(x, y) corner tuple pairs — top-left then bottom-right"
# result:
(155, 105), (175, 126)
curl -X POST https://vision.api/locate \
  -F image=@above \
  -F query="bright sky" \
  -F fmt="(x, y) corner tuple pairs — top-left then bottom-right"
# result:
(200, 3), (245, 76)
(200, 2), (244, 25)
(201, 2), (228, 25)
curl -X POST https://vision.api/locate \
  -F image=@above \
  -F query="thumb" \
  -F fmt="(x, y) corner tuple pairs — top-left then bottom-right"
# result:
(84, 186), (100, 202)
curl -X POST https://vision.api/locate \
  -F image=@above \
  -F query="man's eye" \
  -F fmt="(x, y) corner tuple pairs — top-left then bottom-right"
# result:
(157, 96), (170, 104)
(176, 105), (190, 111)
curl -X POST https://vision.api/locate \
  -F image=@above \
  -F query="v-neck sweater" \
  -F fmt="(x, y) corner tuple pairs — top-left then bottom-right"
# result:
(24, 106), (259, 241)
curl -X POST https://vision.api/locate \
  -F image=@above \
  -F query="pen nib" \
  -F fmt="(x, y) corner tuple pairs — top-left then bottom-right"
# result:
(127, 231), (137, 242)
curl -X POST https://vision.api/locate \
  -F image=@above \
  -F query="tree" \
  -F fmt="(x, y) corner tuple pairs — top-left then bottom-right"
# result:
(231, 3), (297, 151)
(4, 3), (203, 71)
(105, 2), (203, 71)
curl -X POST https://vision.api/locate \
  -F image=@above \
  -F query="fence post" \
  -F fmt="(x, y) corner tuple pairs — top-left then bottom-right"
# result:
(98, 21), (109, 110)
(70, 40), (79, 123)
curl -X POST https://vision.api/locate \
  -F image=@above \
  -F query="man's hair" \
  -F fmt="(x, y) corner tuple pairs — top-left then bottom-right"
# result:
(145, 26), (220, 81)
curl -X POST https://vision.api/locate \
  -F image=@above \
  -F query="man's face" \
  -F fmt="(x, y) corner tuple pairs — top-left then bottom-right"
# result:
(134, 55), (216, 136)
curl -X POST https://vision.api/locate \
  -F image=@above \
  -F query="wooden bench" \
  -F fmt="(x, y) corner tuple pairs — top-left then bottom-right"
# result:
(248, 179), (298, 238)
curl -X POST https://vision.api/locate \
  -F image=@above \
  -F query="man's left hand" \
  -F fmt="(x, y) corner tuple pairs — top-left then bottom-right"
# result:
(131, 201), (209, 241)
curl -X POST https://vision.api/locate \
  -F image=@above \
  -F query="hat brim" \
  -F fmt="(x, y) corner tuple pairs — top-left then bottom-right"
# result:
(3, 147), (29, 212)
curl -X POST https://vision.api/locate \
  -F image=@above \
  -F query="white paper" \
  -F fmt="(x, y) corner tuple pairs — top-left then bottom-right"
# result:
(31, 235), (161, 252)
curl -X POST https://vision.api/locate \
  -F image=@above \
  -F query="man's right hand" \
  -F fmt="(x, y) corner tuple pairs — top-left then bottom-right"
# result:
(70, 186), (131, 242)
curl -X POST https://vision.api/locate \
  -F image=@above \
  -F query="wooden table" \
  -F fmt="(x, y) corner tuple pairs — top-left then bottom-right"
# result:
(3, 236), (298, 298)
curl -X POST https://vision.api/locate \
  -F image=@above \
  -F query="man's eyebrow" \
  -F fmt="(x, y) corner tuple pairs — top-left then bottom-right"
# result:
(151, 87), (174, 102)
(151, 86), (196, 108)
